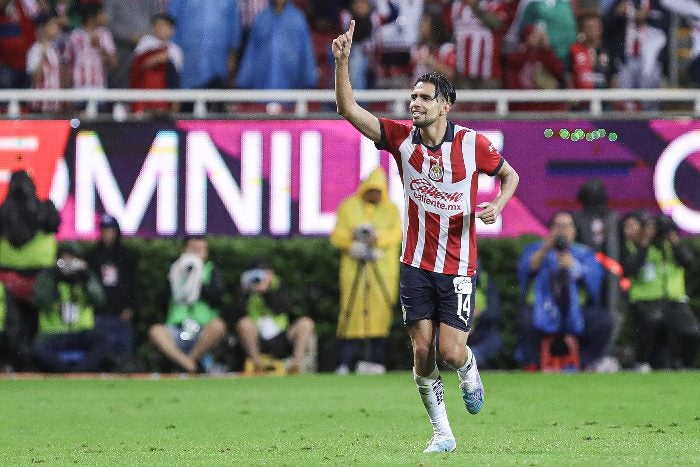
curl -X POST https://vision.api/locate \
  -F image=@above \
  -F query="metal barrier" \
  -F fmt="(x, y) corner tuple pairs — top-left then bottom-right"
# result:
(1, 88), (699, 120)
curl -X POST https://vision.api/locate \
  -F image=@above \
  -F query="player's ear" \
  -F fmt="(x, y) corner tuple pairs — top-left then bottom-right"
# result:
(441, 101), (451, 115)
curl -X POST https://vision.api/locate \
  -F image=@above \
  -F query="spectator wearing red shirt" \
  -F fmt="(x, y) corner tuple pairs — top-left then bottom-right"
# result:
(504, 24), (567, 111)
(569, 13), (611, 90)
(0, 0), (36, 89)
(129, 13), (183, 115)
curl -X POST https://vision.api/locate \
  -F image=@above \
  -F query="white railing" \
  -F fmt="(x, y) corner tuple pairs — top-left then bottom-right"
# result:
(1, 88), (699, 120)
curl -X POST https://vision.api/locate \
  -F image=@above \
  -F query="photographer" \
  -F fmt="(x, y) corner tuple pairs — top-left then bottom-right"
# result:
(515, 211), (615, 372)
(86, 214), (139, 371)
(233, 259), (315, 374)
(330, 167), (402, 374)
(0, 170), (60, 370)
(621, 212), (700, 370)
(30, 243), (108, 372)
(148, 236), (227, 373)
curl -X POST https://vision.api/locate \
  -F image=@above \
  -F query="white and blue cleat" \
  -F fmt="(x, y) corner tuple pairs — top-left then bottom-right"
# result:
(423, 436), (457, 453)
(460, 356), (484, 414)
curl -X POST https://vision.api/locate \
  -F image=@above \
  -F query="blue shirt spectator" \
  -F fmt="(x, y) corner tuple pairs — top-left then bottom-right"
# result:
(236, 0), (318, 89)
(168, 0), (242, 89)
(514, 212), (615, 371)
(518, 236), (603, 335)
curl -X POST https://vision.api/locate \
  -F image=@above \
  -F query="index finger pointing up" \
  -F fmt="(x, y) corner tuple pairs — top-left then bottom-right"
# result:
(348, 19), (355, 37)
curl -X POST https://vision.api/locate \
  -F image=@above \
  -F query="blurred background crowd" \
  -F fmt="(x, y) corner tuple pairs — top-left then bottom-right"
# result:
(1, 0), (699, 116)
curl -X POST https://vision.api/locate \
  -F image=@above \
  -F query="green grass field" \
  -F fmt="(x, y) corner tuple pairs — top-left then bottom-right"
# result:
(1, 371), (699, 465)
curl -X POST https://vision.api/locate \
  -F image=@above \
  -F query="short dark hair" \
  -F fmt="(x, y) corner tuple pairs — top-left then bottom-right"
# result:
(81, 3), (103, 22)
(548, 211), (574, 228)
(413, 72), (456, 105)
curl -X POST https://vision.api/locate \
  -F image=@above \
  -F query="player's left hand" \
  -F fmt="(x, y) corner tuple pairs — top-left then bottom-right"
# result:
(476, 202), (499, 224)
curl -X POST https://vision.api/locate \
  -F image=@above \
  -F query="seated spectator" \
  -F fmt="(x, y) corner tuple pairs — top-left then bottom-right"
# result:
(62, 2), (117, 109)
(129, 12), (183, 115)
(85, 214), (140, 372)
(31, 243), (108, 372)
(168, 0), (241, 90)
(569, 13), (613, 92)
(26, 11), (62, 113)
(411, 11), (455, 84)
(468, 263), (504, 368)
(0, 0), (35, 90)
(514, 211), (615, 372)
(0, 170), (60, 371)
(621, 212), (700, 370)
(234, 260), (315, 374)
(604, 0), (668, 110)
(236, 0), (317, 90)
(660, 0), (700, 85)
(504, 24), (567, 111)
(148, 236), (227, 373)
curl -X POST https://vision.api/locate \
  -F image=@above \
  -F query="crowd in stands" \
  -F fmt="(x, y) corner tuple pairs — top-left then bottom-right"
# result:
(1, 0), (699, 115)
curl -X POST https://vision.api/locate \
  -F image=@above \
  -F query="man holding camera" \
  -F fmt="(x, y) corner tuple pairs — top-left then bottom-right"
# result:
(330, 166), (402, 375)
(515, 211), (614, 371)
(234, 259), (315, 374)
(621, 212), (700, 370)
(30, 243), (109, 372)
(148, 236), (227, 373)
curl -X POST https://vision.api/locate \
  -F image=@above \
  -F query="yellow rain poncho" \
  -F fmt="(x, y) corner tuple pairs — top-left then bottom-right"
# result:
(330, 167), (402, 339)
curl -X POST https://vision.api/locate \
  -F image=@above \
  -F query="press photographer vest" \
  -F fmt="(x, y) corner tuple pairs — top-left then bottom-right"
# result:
(166, 261), (219, 327)
(626, 241), (687, 302)
(39, 281), (95, 333)
(0, 232), (57, 270)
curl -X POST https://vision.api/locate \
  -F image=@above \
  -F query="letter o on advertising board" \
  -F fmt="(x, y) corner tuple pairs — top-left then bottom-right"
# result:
(654, 130), (700, 234)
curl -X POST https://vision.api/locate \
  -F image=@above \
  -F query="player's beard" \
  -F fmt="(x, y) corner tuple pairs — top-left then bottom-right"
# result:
(412, 114), (438, 128)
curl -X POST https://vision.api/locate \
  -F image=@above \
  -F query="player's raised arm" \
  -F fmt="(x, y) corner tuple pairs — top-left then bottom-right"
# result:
(333, 20), (381, 142)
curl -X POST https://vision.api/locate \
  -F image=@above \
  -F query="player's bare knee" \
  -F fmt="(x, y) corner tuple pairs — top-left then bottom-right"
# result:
(412, 343), (433, 364)
(438, 342), (465, 368)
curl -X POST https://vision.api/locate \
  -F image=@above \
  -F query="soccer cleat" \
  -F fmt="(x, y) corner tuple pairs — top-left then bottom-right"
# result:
(460, 355), (484, 415)
(423, 436), (456, 453)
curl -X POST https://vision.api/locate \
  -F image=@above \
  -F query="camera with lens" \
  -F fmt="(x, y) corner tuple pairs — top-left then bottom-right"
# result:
(354, 224), (375, 245)
(656, 214), (677, 236)
(241, 268), (268, 289)
(553, 235), (569, 251)
(56, 257), (87, 276)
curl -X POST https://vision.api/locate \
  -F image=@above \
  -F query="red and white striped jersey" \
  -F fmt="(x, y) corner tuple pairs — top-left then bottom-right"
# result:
(26, 41), (61, 112)
(376, 118), (504, 276)
(451, 0), (508, 80)
(63, 27), (116, 89)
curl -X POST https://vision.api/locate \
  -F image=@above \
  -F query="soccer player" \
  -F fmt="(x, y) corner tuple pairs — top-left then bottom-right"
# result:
(332, 21), (520, 453)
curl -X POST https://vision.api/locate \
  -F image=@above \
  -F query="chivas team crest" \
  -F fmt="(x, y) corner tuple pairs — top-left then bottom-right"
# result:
(429, 161), (443, 181)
